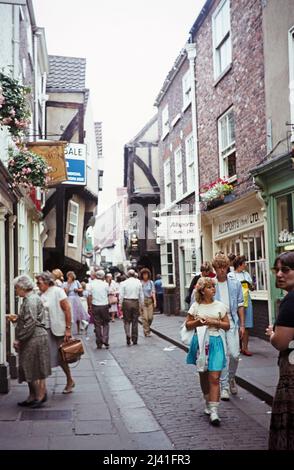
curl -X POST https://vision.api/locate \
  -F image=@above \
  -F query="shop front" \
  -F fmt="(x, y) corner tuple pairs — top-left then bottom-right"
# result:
(201, 191), (270, 338)
(252, 151), (294, 320)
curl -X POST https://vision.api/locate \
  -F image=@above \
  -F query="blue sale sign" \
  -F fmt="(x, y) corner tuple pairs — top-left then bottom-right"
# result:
(63, 143), (86, 185)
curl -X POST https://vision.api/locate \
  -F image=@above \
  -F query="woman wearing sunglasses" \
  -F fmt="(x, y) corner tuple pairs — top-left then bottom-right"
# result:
(266, 252), (294, 450)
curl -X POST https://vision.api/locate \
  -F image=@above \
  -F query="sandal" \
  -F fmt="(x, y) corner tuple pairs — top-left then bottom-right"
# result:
(62, 382), (75, 394)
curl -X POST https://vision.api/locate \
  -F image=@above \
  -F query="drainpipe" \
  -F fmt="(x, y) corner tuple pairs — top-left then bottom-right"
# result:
(186, 41), (201, 271)
(41, 72), (47, 138)
(33, 30), (41, 139)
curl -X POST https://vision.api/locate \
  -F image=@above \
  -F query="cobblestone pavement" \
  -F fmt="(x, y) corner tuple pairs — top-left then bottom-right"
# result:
(107, 319), (271, 450)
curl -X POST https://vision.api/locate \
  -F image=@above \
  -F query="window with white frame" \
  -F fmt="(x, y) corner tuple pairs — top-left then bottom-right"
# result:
(175, 147), (183, 199)
(289, 27), (294, 141)
(212, 0), (232, 79)
(164, 159), (172, 206)
(68, 200), (79, 246)
(161, 105), (169, 138)
(218, 230), (268, 293)
(18, 201), (26, 275)
(161, 242), (175, 286)
(182, 70), (192, 109)
(218, 107), (236, 178)
(185, 134), (195, 192)
(32, 222), (40, 276)
(183, 240), (197, 287)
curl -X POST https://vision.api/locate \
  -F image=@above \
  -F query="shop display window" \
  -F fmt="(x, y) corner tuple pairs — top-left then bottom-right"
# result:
(218, 230), (268, 294)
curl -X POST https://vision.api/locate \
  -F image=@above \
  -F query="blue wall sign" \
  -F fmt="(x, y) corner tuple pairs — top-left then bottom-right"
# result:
(63, 143), (86, 185)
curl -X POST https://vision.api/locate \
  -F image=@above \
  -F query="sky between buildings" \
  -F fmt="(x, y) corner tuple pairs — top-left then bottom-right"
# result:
(34, 0), (206, 213)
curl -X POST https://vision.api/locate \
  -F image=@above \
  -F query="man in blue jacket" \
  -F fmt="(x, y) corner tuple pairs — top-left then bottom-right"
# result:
(212, 253), (245, 400)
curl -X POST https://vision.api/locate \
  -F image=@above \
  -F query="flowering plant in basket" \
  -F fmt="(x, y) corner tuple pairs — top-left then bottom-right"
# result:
(0, 72), (31, 138)
(200, 178), (234, 206)
(8, 147), (52, 190)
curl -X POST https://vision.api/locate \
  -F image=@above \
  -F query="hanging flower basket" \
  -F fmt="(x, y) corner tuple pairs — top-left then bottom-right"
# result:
(8, 147), (52, 190)
(0, 72), (31, 138)
(200, 178), (235, 211)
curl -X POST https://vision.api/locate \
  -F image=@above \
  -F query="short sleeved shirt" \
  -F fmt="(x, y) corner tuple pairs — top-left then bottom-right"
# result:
(275, 292), (294, 328)
(188, 300), (228, 336)
(40, 285), (69, 336)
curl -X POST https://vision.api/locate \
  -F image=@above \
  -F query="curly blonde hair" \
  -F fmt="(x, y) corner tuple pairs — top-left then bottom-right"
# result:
(195, 277), (216, 303)
(212, 253), (230, 270)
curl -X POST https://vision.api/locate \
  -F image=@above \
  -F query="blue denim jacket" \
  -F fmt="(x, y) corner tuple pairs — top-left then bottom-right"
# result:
(214, 274), (244, 326)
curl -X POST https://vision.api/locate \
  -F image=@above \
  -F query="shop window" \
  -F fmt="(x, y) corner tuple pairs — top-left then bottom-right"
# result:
(277, 194), (294, 243)
(219, 230), (268, 293)
(161, 242), (175, 286)
(218, 107), (236, 179)
(184, 241), (197, 287)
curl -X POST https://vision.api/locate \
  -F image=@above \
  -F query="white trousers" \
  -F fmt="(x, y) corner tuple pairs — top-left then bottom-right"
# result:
(220, 318), (240, 390)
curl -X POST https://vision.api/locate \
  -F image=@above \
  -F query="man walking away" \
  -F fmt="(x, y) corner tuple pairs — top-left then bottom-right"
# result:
(154, 274), (164, 314)
(119, 269), (144, 346)
(212, 253), (245, 401)
(88, 270), (110, 349)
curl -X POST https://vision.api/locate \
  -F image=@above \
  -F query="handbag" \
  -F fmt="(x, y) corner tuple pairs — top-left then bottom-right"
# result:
(108, 294), (118, 305)
(59, 338), (84, 364)
(180, 321), (194, 346)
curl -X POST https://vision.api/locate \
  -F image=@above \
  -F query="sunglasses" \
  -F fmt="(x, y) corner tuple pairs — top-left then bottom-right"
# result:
(271, 266), (292, 274)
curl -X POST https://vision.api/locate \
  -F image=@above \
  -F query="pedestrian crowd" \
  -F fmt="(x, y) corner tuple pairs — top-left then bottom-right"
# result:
(6, 250), (294, 451)
(7, 266), (162, 409)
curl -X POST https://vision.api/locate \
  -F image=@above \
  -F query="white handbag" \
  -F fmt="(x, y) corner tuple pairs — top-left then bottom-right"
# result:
(180, 321), (194, 346)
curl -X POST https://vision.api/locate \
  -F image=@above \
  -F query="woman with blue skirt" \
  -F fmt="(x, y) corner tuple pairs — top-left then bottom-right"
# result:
(185, 277), (230, 426)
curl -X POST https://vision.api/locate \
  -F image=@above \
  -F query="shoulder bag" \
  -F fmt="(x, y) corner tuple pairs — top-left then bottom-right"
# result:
(59, 338), (84, 364)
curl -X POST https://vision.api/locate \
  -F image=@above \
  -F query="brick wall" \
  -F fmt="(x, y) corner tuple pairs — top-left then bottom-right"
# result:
(157, 56), (194, 206)
(194, 0), (267, 197)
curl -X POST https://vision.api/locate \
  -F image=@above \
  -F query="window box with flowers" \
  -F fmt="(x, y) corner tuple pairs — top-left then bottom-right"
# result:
(7, 147), (51, 191)
(0, 72), (31, 138)
(200, 178), (235, 210)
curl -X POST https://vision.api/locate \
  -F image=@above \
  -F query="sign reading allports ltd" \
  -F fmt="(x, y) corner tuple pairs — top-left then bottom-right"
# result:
(63, 143), (86, 185)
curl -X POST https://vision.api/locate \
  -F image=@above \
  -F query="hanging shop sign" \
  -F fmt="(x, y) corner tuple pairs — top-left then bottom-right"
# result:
(157, 215), (196, 240)
(62, 143), (86, 186)
(214, 209), (264, 241)
(26, 141), (68, 187)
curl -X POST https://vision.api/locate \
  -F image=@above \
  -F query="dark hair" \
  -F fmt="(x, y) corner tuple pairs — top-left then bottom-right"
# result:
(200, 261), (213, 273)
(233, 255), (246, 270)
(140, 268), (152, 280)
(116, 274), (127, 283)
(274, 252), (294, 270)
(228, 253), (236, 263)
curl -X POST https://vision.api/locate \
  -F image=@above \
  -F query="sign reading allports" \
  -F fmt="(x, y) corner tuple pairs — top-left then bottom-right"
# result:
(63, 143), (86, 185)
(157, 215), (196, 240)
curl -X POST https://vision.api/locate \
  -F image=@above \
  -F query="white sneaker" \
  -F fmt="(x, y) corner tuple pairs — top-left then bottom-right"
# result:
(204, 405), (211, 415)
(220, 388), (230, 401)
(229, 378), (238, 395)
(209, 408), (221, 426)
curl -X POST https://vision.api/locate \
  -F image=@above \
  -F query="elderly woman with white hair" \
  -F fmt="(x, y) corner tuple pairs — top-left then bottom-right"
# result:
(10, 275), (51, 408)
(36, 271), (75, 394)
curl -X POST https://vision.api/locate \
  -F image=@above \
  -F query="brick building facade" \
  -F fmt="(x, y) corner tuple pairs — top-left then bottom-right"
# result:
(156, 0), (272, 337)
